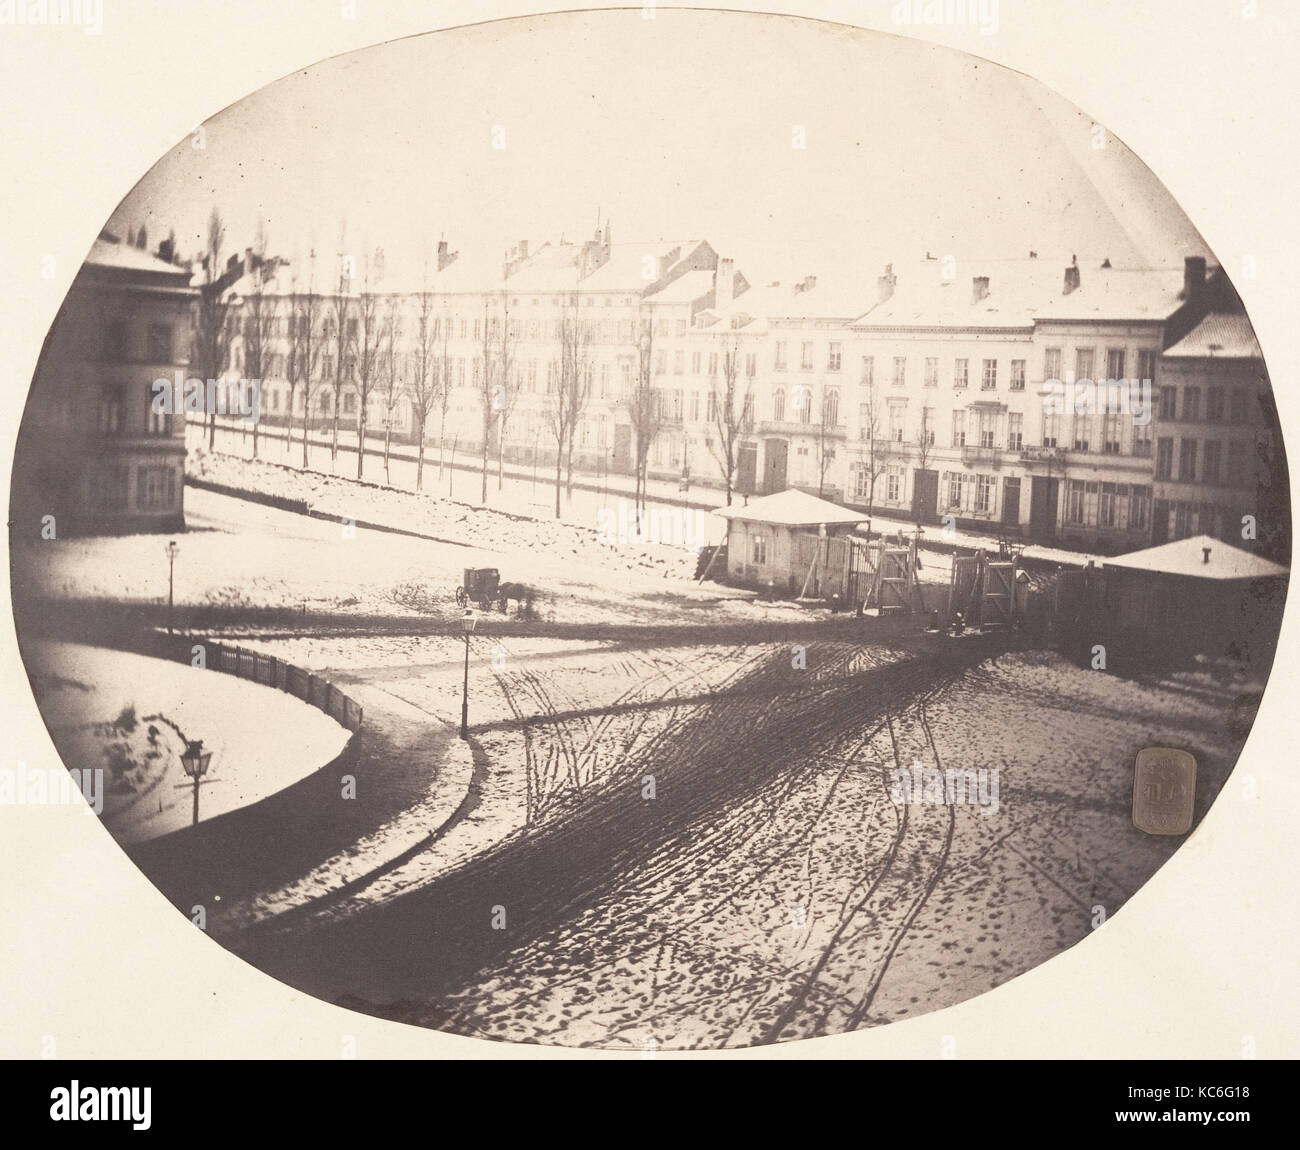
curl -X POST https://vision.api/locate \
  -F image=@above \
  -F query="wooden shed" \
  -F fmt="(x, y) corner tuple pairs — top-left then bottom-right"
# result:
(1100, 534), (1288, 667)
(712, 489), (869, 594)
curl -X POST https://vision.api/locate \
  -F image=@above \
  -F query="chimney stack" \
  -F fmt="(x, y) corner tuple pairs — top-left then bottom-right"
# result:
(877, 263), (897, 303)
(1183, 255), (1207, 301)
(518, 239), (529, 260)
(1202, 546), (1212, 565)
(715, 257), (736, 309)
(1063, 256), (1081, 295)
(437, 239), (458, 271)
(972, 275), (990, 304)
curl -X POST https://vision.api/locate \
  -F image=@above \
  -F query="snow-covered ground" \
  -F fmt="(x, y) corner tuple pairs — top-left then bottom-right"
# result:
(25, 641), (349, 844)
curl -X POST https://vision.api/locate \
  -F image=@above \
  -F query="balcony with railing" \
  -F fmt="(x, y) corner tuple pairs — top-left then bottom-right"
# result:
(961, 444), (1002, 468)
(1019, 444), (1068, 464)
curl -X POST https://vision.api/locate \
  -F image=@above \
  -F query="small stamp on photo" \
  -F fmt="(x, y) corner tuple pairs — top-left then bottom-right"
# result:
(1132, 747), (1196, 835)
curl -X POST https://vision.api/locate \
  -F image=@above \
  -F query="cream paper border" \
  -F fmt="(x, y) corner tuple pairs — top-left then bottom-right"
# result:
(1, 0), (1296, 1060)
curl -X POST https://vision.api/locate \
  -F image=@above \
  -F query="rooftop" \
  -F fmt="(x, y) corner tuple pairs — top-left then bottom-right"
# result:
(712, 487), (870, 527)
(86, 235), (192, 279)
(1163, 313), (1263, 360)
(1103, 535), (1288, 580)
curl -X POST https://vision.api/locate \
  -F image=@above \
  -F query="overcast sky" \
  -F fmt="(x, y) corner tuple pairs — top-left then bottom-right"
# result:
(107, 8), (1212, 290)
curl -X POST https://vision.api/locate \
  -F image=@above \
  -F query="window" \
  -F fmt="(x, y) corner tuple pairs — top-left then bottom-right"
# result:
(1010, 360), (1026, 391)
(886, 466), (904, 503)
(746, 353), (757, 378)
(1043, 348), (1062, 383)
(692, 351), (702, 375)
(854, 468), (875, 499)
(978, 411), (996, 449)
(1204, 440), (1222, 484)
(1230, 388), (1250, 423)
(97, 384), (123, 435)
(1042, 412), (1061, 448)
(1099, 483), (1117, 528)
(147, 323), (172, 364)
(946, 472), (967, 510)
(676, 319), (687, 336)
(690, 391), (700, 422)
(1076, 348), (1095, 383)
(752, 535), (768, 565)
(1072, 415), (1090, 452)
(145, 383), (171, 436)
(655, 351), (666, 376)
(801, 342), (814, 370)
(1137, 349), (1157, 385)
(1106, 348), (1126, 383)
(828, 342), (842, 371)
(861, 356), (874, 388)
(742, 394), (755, 428)
(1158, 386), (1177, 420)
(924, 357), (939, 388)
(707, 392), (718, 423)
(1179, 437), (1198, 482)
(1183, 386), (1201, 422)
(771, 389), (784, 422)
(981, 359), (997, 390)
(921, 407), (936, 445)
(951, 408), (966, 447)
(1133, 419), (1153, 457)
(674, 351), (685, 375)
(1155, 437), (1174, 479)
(708, 352), (718, 377)
(953, 358), (968, 389)
(774, 342), (787, 371)
(975, 474), (994, 514)
(1207, 386), (1225, 422)
(888, 403), (905, 442)
(136, 465), (176, 511)
(796, 386), (812, 424)
(1101, 413), (1121, 454)
(103, 318), (128, 361)
(823, 390), (840, 427)
(892, 356), (906, 387)
(343, 392), (356, 414)
(1008, 412), (1023, 451)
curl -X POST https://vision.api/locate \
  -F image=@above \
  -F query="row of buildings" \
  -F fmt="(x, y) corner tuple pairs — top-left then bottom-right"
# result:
(14, 226), (1287, 562)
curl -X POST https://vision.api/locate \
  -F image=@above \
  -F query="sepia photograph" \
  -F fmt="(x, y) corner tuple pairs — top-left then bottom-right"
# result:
(1, 1), (1295, 1078)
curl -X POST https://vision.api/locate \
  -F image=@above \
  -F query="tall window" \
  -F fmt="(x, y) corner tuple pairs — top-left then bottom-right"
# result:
(1159, 386), (1177, 420)
(772, 389), (784, 422)
(888, 403), (905, 442)
(1043, 347), (1062, 383)
(800, 342), (814, 370)
(981, 359), (997, 390)
(892, 356), (906, 387)
(1042, 412), (1061, 448)
(692, 351), (702, 375)
(98, 384), (123, 435)
(752, 535), (768, 565)
(1155, 437), (1174, 479)
(1008, 412), (1024, 451)
(1106, 348), (1126, 383)
(1010, 360), (1026, 391)
(976, 474), (994, 514)
(924, 357), (939, 388)
(951, 408), (966, 447)
(1076, 348), (1095, 383)
(774, 342), (786, 371)
(136, 465), (176, 511)
(1137, 349), (1157, 385)
(1207, 386), (1225, 422)
(1179, 437), (1198, 482)
(1101, 413), (1121, 454)
(828, 342), (842, 372)
(1203, 440), (1222, 484)
(953, 359), (968, 389)
(860, 356), (874, 387)
(145, 383), (171, 436)
(823, 389), (840, 427)
(1183, 386), (1202, 422)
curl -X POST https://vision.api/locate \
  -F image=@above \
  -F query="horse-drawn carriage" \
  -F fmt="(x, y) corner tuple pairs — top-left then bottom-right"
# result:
(455, 568), (540, 617)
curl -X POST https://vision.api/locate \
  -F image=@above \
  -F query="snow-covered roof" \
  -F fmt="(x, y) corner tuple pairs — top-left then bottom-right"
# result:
(1103, 535), (1288, 580)
(852, 257), (1192, 329)
(87, 235), (191, 278)
(646, 268), (715, 304)
(1163, 313), (1263, 360)
(713, 488), (869, 527)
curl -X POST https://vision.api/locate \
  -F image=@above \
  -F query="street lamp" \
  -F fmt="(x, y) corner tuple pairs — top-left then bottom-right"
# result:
(179, 739), (213, 827)
(164, 540), (180, 635)
(459, 609), (477, 739)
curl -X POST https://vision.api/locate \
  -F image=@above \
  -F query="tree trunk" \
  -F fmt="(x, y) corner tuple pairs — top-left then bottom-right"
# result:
(383, 422), (392, 485)
(252, 420), (259, 461)
(302, 402), (310, 468)
(438, 408), (447, 478)
(554, 447), (563, 519)
(480, 412), (491, 504)
(207, 411), (216, 450)
(331, 405), (340, 471)
(416, 425), (426, 493)
(448, 434), (458, 497)
(356, 408), (367, 480)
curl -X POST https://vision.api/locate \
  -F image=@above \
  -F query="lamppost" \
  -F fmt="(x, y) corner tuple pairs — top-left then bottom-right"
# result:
(179, 739), (213, 827)
(164, 540), (180, 635)
(459, 609), (477, 739)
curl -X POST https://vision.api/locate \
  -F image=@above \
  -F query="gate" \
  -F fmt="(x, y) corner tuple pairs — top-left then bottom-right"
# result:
(878, 548), (913, 612)
(982, 561), (1016, 627)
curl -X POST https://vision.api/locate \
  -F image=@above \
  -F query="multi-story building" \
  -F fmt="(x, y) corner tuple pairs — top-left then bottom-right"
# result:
(14, 233), (197, 535)
(1152, 311), (1280, 547)
(843, 255), (1216, 552)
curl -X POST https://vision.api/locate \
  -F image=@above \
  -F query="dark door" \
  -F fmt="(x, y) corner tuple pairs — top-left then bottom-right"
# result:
(1002, 476), (1021, 527)
(737, 442), (758, 495)
(1029, 476), (1059, 541)
(763, 438), (788, 493)
(612, 424), (632, 473)
(911, 467), (938, 523)
(1151, 499), (1170, 544)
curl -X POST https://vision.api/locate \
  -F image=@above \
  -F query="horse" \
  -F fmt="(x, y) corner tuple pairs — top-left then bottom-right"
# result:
(496, 581), (539, 617)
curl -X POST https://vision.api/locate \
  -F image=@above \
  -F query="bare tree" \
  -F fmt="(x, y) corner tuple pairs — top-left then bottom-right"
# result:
(436, 311), (453, 480)
(706, 334), (753, 506)
(287, 253), (324, 469)
(626, 306), (663, 529)
(914, 405), (933, 472)
(192, 207), (235, 452)
(814, 387), (840, 499)
(325, 244), (355, 472)
(378, 295), (404, 485)
(352, 252), (384, 480)
(408, 280), (440, 492)
(544, 295), (590, 518)
(495, 293), (521, 491)
(240, 220), (277, 461)
(856, 364), (885, 518)
(476, 298), (497, 503)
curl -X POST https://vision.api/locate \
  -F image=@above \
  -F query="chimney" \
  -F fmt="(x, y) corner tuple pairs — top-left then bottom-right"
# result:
(972, 275), (990, 304)
(877, 263), (897, 303)
(437, 240), (457, 271)
(1063, 256), (1081, 295)
(1183, 255), (1207, 301)
(518, 239), (529, 260)
(1202, 546), (1212, 565)
(715, 257), (735, 309)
